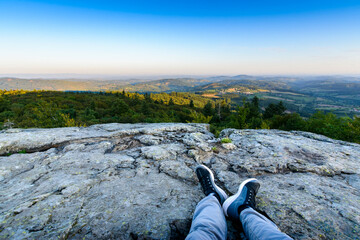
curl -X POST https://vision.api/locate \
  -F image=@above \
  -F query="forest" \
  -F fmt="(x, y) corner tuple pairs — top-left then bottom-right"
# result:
(1, 90), (359, 144)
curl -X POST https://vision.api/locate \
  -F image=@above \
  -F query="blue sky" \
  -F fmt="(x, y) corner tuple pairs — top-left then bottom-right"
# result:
(0, 0), (360, 76)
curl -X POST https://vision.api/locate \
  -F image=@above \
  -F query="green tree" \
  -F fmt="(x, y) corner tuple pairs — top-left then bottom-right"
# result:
(270, 113), (306, 130)
(203, 101), (213, 117)
(0, 96), (10, 112)
(111, 99), (129, 115)
(264, 101), (286, 119)
(81, 107), (97, 122)
(349, 116), (360, 143)
(230, 105), (249, 129)
(144, 93), (152, 102)
(187, 111), (212, 123)
(29, 100), (65, 128)
(60, 113), (78, 127)
(245, 96), (262, 128)
(141, 102), (150, 115)
(189, 99), (194, 108)
(306, 111), (350, 140)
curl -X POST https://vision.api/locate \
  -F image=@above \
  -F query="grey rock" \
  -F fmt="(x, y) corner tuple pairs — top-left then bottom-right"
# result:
(141, 144), (185, 161)
(135, 135), (163, 145)
(111, 154), (135, 169)
(221, 143), (236, 150)
(183, 132), (213, 152)
(141, 146), (170, 161)
(0, 124), (359, 240)
(187, 149), (199, 160)
(159, 160), (195, 182)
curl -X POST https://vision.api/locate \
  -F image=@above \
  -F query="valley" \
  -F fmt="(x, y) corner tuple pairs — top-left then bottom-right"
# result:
(1, 75), (360, 117)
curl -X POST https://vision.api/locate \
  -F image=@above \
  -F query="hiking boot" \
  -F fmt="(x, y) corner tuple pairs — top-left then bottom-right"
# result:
(195, 165), (228, 205)
(222, 178), (260, 220)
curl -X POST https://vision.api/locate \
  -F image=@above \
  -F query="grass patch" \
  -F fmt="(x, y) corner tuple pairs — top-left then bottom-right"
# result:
(212, 146), (219, 153)
(221, 138), (232, 143)
(5, 150), (27, 156)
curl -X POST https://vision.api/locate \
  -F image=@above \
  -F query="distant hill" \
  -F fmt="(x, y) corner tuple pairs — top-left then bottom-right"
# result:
(0, 77), (211, 92)
(289, 80), (360, 95)
(2, 75), (360, 93)
(195, 79), (292, 91)
(121, 78), (212, 92)
(0, 78), (128, 91)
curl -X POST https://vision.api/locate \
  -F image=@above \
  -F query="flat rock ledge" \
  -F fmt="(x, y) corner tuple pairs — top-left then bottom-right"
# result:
(0, 123), (359, 240)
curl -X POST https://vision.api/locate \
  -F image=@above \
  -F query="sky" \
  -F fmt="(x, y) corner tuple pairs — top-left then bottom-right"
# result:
(0, 0), (360, 76)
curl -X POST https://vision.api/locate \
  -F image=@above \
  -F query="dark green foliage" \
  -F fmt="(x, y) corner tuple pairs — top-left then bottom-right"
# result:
(203, 101), (213, 117)
(306, 111), (357, 142)
(270, 113), (307, 130)
(349, 116), (360, 143)
(0, 96), (10, 112)
(251, 96), (259, 109)
(264, 101), (286, 119)
(211, 96), (360, 144)
(211, 100), (231, 124)
(230, 105), (249, 129)
(1, 90), (359, 144)
(141, 102), (151, 115)
(0, 90), (212, 129)
(111, 99), (129, 115)
(189, 99), (194, 108)
(245, 96), (262, 128)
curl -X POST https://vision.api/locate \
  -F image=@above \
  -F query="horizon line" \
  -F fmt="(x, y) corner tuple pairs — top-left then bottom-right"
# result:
(1, 73), (360, 80)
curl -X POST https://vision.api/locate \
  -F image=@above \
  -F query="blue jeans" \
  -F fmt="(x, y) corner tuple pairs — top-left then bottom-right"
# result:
(186, 194), (292, 240)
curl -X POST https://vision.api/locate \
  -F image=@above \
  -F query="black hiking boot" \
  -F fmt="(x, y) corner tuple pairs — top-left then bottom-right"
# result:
(222, 178), (260, 221)
(195, 164), (228, 205)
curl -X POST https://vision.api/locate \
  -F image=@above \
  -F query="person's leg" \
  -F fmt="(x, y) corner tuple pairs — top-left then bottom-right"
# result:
(240, 207), (292, 240)
(186, 193), (227, 240)
(223, 178), (293, 240)
(186, 165), (229, 240)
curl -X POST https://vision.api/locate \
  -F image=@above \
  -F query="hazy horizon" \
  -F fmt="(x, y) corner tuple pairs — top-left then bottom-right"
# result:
(1, 0), (360, 76)
(2, 73), (360, 81)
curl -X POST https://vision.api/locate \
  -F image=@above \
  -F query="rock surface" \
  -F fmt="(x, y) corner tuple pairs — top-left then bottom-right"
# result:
(0, 123), (359, 240)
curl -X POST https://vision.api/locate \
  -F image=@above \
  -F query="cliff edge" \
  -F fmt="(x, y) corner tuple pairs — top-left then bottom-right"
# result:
(0, 123), (359, 239)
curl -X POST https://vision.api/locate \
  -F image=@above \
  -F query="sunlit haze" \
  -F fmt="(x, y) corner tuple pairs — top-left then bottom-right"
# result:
(1, 0), (360, 76)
